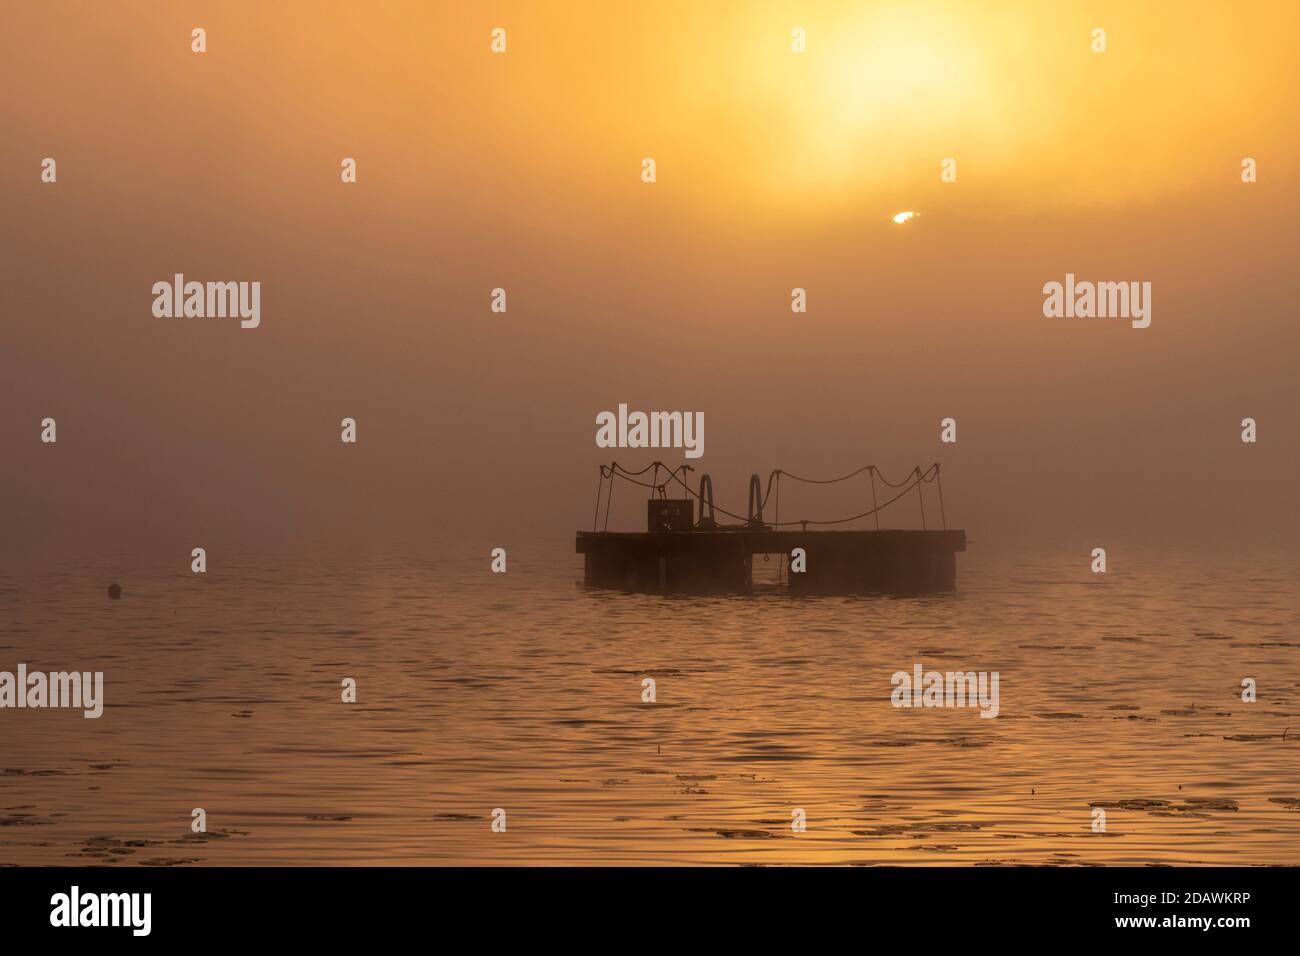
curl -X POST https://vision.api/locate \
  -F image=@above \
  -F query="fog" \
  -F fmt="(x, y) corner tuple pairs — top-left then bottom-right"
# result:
(3, 1), (1296, 562)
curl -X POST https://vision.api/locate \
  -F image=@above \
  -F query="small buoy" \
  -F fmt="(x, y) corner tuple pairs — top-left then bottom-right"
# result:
(107, 583), (122, 600)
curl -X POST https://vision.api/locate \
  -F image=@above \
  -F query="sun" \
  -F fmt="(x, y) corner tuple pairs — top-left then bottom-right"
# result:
(892, 211), (918, 224)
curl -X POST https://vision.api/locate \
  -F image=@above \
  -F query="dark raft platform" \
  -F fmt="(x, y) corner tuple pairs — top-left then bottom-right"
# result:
(576, 528), (967, 595)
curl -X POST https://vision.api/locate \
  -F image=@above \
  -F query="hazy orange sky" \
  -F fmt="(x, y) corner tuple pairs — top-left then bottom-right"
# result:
(2, 1), (1297, 561)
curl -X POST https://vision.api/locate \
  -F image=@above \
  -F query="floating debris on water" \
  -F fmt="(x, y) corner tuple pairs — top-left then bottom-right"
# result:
(1179, 798), (1238, 812)
(1, 768), (67, 777)
(1090, 799), (1170, 810)
(687, 827), (779, 839)
(139, 857), (201, 867)
(0, 812), (50, 827)
(1090, 797), (1238, 815)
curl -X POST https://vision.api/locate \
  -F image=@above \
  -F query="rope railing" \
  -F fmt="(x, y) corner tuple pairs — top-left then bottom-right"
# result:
(592, 461), (947, 531)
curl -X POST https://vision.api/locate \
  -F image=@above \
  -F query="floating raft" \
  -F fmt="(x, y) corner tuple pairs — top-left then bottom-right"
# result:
(576, 528), (967, 595)
(581, 462), (966, 595)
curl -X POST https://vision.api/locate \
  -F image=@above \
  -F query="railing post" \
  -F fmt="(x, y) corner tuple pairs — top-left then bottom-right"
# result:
(747, 473), (764, 528)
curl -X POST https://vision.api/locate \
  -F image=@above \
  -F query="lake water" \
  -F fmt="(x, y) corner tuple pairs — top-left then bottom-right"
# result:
(2, 542), (1297, 865)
